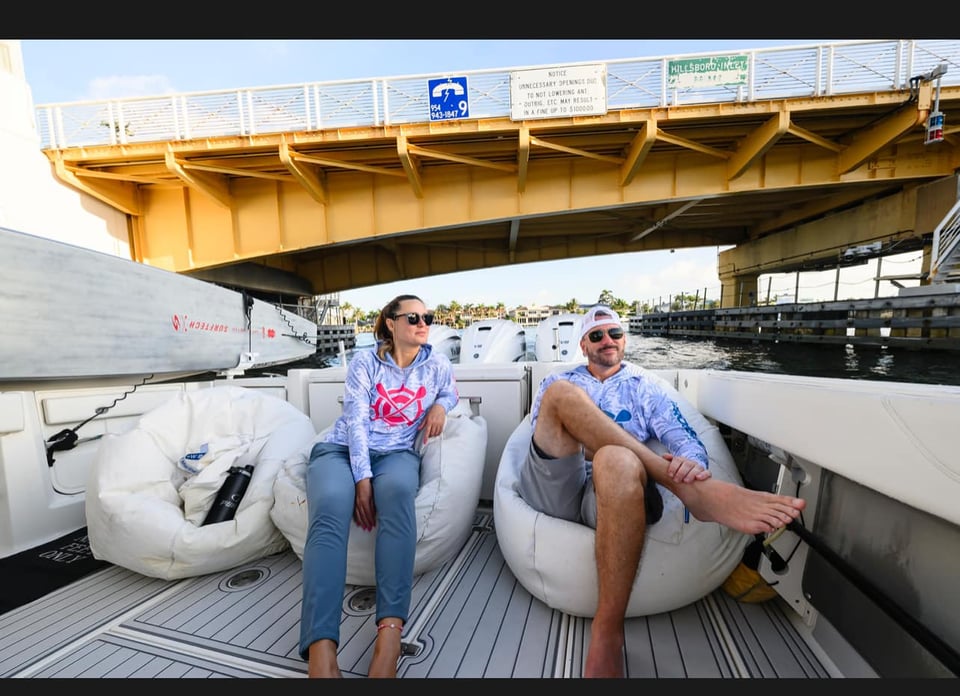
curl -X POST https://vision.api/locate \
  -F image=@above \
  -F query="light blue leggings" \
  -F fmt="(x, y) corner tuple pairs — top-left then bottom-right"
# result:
(298, 442), (419, 661)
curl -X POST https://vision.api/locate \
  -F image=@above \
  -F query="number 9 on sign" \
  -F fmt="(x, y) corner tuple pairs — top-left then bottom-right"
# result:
(428, 76), (469, 121)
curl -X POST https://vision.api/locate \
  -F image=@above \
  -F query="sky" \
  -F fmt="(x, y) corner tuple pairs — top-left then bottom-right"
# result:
(17, 38), (925, 313)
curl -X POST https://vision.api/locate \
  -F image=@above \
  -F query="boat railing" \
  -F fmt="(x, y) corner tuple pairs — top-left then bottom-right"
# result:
(33, 40), (960, 150)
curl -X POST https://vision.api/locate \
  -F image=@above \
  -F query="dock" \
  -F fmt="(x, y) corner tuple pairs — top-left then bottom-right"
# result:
(316, 324), (356, 355)
(628, 290), (960, 350)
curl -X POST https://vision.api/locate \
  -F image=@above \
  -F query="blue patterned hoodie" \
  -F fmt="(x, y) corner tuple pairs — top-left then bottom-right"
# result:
(323, 343), (459, 482)
(531, 362), (707, 472)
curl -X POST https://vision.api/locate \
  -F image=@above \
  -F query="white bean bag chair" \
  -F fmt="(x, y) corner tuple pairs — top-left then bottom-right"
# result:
(271, 402), (487, 585)
(494, 370), (752, 617)
(86, 386), (317, 580)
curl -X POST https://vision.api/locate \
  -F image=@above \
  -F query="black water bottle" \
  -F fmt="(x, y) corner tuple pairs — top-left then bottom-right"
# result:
(202, 464), (254, 525)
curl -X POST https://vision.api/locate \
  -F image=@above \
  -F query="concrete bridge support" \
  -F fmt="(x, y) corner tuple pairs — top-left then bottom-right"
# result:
(719, 274), (760, 309)
(717, 175), (960, 307)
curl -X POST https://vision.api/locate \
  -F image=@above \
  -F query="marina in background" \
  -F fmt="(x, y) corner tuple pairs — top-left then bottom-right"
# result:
(629, 288), (960, 351)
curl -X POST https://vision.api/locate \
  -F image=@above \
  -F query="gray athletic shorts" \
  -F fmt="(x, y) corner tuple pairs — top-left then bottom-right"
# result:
(518, 438), (598, 528)
(517, 438), (663, 528)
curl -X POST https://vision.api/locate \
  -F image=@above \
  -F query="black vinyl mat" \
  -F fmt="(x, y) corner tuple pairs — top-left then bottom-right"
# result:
(0, 527), (110, 615)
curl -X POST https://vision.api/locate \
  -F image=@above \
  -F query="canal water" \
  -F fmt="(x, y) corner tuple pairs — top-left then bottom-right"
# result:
(299, 332), (960, 387)
(624, 336), (960, 387)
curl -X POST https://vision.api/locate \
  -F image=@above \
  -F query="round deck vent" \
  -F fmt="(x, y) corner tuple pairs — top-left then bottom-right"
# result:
(219, 566), (270, 592)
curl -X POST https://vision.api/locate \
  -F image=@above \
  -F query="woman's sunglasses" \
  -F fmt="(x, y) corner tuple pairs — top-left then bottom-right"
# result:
(392, 312), (435, 326)
(587, 327), (625, 343)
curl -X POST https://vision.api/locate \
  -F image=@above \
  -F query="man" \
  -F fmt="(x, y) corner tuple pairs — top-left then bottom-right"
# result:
(518, 305), (807, 678)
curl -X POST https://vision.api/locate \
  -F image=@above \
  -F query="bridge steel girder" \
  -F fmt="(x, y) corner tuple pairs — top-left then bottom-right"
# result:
(717, 175), (960, 307)
(44, 85), (960, 298)
(128, 139), (959, 296)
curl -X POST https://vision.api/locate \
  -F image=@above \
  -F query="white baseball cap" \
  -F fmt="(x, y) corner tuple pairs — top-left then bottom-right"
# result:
(578, 305), (623, 341)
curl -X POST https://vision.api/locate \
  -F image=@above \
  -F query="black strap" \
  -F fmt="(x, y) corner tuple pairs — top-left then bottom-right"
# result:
(45, 429), (78, 466)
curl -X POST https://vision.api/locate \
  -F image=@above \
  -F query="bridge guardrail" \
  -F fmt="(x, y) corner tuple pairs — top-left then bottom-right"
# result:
(34, 39), (960, 150)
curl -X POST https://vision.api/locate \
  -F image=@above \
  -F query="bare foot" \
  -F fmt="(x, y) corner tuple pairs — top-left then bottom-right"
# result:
(368, 623), (402, 678)
(307, 639), (342, 678)
(584, 619), (625, 678)
(679, 477), (806, 535)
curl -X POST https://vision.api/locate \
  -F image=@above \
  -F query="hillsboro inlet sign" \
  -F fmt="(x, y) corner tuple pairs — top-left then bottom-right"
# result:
(667, 54), (749, 89)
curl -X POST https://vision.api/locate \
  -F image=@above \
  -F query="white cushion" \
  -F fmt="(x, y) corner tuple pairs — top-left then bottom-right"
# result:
(85, 386), (317, 580)
(493, 371), (752, 617)
(271, 402), (487, 585)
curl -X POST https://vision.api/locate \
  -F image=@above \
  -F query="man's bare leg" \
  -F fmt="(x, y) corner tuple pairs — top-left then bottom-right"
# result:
(583, 446), (648, 678)
(307, 639), (342, 678)
(535, 381), (806, 535)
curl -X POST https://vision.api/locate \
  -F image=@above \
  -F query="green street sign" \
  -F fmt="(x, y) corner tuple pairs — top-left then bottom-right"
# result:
(668, 55), (749, 89)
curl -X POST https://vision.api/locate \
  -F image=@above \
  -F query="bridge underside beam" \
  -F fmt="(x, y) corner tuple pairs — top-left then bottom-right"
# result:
(717, 175), (960, 306)
(129, 140), (959, 296)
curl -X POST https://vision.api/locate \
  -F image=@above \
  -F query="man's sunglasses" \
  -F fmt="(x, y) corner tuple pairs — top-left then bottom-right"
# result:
(392, 312), (435, 326)
(587, 327), (625, 343)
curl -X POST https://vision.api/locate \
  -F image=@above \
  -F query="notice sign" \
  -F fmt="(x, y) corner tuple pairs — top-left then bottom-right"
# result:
(510, 64), (606, 121)
(668, 55), (748, 89)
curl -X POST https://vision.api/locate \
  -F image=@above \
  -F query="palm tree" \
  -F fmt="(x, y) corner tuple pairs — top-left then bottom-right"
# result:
(448, 301), (462, 328)
(340, 301), (356, 326)
(435, 303), (450, 326)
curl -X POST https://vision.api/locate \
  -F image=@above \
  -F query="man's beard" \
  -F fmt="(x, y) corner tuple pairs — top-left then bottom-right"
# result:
(592, 348), (622, 367)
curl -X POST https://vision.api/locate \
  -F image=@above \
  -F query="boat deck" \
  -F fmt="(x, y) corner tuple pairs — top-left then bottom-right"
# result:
(0, 507), (864, 679)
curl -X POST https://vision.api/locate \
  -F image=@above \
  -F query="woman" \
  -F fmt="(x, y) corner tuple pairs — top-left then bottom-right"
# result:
(299, 294), (459, 678)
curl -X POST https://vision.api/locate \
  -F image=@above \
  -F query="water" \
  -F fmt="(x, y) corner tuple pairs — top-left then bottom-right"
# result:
(623, 336), (960, 386)
(288, 331), (960, 387)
